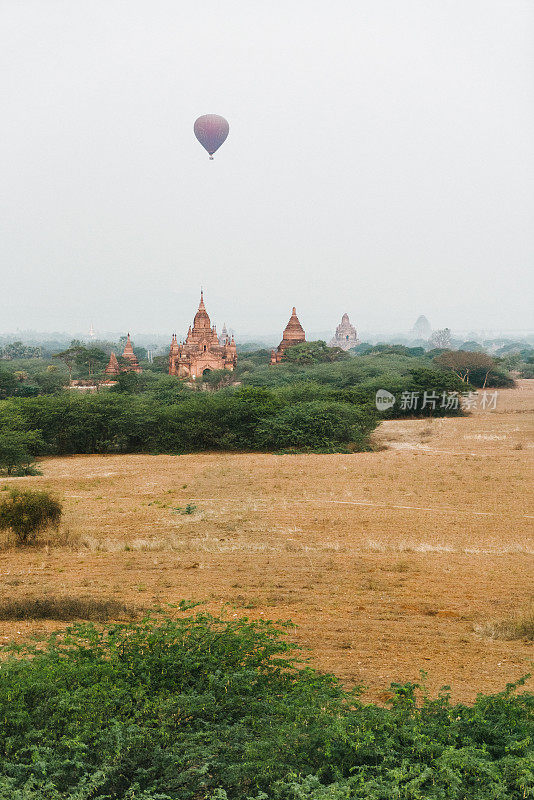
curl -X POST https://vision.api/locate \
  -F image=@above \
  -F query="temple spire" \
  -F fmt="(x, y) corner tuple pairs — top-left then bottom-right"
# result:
(104, 351), (120, 376)
(271, 306), (306, 364)
(121, 333), (141, 372)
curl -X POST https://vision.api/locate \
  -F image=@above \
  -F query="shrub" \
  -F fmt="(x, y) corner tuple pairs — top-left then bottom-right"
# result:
(256, 401), (376, 451)
(282, 340), (349, 364)
(0, 488), (62, 544)
(476, 602), (534, 641)
(0, 596), (136, 621)
(0, 430), (43, 475)
(0, 615), (531, 799)
(172, 503), (197, 515)
(9, 463), (42, 477)
(0, 351), (487, 457)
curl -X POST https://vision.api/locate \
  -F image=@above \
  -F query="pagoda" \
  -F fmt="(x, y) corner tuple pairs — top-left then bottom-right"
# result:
(104, 351), (121, 376)
(103, 333), (142, 378)
(121, 333), (141, 373)
(270, 307), (306, 363)
(168, 292), (237, 379)
(219, 323), (230, 346)
(328, 313), (359, 351)
(411, 315), (432, 340)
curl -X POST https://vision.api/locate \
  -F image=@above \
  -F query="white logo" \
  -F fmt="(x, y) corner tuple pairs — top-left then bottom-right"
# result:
(375, 389), (395, 411)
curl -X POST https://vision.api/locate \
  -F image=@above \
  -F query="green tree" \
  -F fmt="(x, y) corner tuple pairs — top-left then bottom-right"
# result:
(350, 342), (373, 354)
(282, 340), (348, 364)
(133, 345), (147, 361)
(0, 369), (17, 399)
(256, 400), (375, 451)
(75, 346), (109, 378)
(33, 365), (68, 394)
(460, 340), (484, 352)
(435, 350), (497, 387)
(366, 344), (426, 357)
(202, 368), (235, 389)
(110, 370), (143, 394)
(0, 615), (531, 799)
(0, 488), (62, 544)
(1, 341), (41, 359)
(53, 341), (84, 381)
(110, 370), (159, 394)
(0, 430), (43, 475)
(150, 354), (169, 373)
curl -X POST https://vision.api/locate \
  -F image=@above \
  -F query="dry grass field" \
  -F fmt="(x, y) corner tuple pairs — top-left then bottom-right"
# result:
(1, 380), (533, 702)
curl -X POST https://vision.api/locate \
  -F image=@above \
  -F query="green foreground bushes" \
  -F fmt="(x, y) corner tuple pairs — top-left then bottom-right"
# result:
(0, 614), (532, 799)
(0, 357), (473, 456)
(0, 353), (478, 455)
(0, 388), (378, 454)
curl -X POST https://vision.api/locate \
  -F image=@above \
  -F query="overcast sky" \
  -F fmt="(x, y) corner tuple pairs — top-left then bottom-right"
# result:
(1, 0), (533, 339)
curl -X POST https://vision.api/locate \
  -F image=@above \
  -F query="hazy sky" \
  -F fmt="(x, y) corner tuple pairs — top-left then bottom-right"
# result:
(1, 1), (533, 338)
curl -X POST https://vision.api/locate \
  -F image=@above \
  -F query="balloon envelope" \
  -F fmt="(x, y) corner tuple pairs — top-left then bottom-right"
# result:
(194, 114), (229, 158)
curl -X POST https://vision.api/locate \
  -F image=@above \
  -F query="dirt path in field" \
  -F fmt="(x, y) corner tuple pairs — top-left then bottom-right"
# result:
(0, 381), (532, 702)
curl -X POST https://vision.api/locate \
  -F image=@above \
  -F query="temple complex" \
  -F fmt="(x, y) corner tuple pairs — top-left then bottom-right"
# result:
(270, 307), (306, 363)
(168, 292), (237, 379)
(328, 313), (359, 351)
(104, 333), (142, 377)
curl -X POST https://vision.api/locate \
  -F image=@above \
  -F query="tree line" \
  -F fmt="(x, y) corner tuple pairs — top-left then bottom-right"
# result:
(0, 387), (379, 467)
(0, 345), (521, 466)
(0, 349), (505, 467)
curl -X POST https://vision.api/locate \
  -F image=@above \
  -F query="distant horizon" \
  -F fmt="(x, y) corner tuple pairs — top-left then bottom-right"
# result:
(4, 287), (533, 341)
(2, 290), (534, 343)
(1, 315), (533, 346)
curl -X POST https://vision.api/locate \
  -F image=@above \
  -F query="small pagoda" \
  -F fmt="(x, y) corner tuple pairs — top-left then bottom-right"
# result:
(270, 307), (306, 363)
(103, 333), (142, 378)
(121, 333), (141, 372)
(219, 323), (230, 346)
(104, 352), (121, 376)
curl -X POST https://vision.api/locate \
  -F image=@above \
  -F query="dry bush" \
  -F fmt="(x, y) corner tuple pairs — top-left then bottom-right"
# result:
(44, 526), (81, 549)
(419, 426), (433, 442)
(381, 560), (411, 573)
(0, 489), (62, 545)
(0, 595), (138, 622)
(475, 602), (534, 641)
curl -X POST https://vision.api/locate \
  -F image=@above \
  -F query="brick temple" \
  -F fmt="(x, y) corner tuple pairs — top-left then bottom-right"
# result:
(270, 307), (306, 363)
(168, 291), (237, 379)
(104, 333), (142, 376)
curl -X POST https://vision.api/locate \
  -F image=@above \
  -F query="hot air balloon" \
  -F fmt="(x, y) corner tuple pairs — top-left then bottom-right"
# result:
(194, 114), (229, 159)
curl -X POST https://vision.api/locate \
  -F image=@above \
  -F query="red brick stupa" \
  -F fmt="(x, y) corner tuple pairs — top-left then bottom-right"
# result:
(121, 333), (141, 373)
(104, 351), (121, 376)
(270, 307), (306, 363)
(103, 333), (142, 377)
